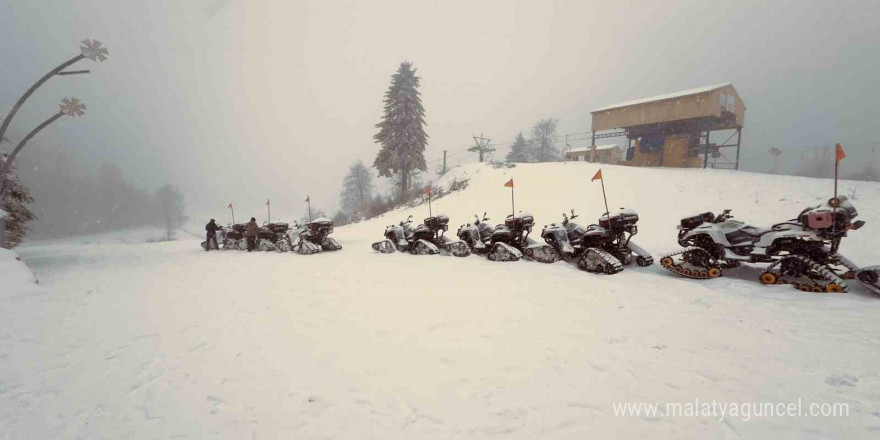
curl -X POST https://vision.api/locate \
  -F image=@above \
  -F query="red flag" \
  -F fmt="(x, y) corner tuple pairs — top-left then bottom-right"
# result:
(228, 203), (233, 209)
(836, 143), (846, 163)
(304, 196), (310, 202)
(424, 185), (431, 195)
(504, 178), (514, 188)
(591, 169), (603, 182)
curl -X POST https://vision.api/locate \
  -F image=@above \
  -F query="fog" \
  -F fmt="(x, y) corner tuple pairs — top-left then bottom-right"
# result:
(2, 0), (879, 228)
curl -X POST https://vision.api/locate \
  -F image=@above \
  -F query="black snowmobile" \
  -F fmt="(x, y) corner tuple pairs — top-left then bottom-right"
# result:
(456, 212), (496, 254)
(486, 212), (559, 263)
(541, 208), (653, 274)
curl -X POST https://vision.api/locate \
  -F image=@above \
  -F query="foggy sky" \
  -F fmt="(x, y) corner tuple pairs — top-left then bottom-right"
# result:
(2, 0), (879, 223)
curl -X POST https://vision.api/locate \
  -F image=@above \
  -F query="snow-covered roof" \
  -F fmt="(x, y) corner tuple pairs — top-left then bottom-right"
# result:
(592, 83), (731, 113)
(566, 144), (619, 154)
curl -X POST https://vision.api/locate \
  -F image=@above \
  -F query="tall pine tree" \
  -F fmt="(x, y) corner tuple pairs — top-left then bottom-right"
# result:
(373, 62), (428, 196)
(505, 132), (532, 163)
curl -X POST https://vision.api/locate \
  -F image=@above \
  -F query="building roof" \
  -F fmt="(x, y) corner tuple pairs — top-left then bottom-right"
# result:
(591, 83), (731, 113)
(0, 208), (6, 220)
(567, 144), (619, 154)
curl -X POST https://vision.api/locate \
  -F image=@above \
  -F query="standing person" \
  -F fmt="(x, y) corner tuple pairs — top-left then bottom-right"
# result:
(245, 217), (258, 252)
(205, 218), (221, 251)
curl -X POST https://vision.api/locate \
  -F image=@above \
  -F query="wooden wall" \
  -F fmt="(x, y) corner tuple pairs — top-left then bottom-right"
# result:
(591, 85), (745, 132)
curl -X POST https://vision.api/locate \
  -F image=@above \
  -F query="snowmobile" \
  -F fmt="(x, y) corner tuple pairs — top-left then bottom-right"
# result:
(410, 213), (471, 257)
(288, 218), (342, 255)
(541, 208), (653, 274)
(263, 222), (291, 252)
(371, 213), (470, 257)
(456, 212), (497, 255)
(222, 223), (247, 250)
(660, 196), (880, 295)
(486, 212), (558, 263)
(255, 224), (280, 251)
(372, 215), (416, 253)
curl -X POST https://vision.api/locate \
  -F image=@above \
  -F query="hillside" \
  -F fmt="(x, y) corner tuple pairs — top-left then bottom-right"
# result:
(5, 162), (880, 440)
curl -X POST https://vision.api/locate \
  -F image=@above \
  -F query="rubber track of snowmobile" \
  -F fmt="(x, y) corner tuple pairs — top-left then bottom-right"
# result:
(522, 244), (561, 264)
(759, 255), (849, 293)
(831, 254), (880, 295)
(659, 247), (721, 280)
(578, 248), (624, 274)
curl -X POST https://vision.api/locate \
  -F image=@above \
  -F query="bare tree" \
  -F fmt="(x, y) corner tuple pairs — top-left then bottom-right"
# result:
(529, 118), (561, 162)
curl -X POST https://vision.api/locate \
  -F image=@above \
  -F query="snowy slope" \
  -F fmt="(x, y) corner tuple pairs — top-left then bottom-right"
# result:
(6, 163), (880, 440)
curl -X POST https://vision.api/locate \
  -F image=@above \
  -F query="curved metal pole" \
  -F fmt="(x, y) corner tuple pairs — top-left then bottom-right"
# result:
(0, 112), (64, 186)
(0, 54), (84, 145)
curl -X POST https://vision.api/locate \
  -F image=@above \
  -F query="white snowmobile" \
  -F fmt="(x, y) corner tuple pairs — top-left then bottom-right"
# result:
(372, 215), (416, 253)
(371, 213), (470, 257)
(660, 196), (879, 294)
(541, 208), (653, 274)
(486, 212), (558, 263)
(456, 212), (508, 257)
(287, 218), (342, 255)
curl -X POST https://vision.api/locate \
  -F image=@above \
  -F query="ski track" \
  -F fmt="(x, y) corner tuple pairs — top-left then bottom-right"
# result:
(4, 163), (880, 439)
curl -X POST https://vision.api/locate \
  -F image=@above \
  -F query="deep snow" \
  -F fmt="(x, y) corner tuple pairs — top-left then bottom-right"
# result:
(5, 162), (880, 439)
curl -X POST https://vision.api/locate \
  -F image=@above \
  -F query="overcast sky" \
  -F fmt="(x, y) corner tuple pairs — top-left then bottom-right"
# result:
(2, 0), (879, 221)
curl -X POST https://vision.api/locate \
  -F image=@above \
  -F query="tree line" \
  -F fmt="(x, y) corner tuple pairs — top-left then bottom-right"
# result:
(1, 144), (187, 247)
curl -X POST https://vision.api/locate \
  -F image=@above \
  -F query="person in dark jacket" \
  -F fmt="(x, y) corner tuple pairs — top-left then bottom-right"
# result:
(205, 219), (221, 251)
(245, 217), (258, 252)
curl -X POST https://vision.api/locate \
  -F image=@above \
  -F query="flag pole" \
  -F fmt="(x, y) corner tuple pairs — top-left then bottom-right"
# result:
(308, 198), (312, 222)
(834, 144), (839, 200)
(428, 187), (432, 217)
(600, 177), (609, 215)
(267, 199), (271, 224)
(511, 185), (515, 219)
(229, 204), (235, 225)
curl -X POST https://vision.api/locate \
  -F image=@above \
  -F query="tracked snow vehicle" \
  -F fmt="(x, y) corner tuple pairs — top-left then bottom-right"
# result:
(410, 214), (471, 257)
(541, 208), (653, 274)
(290, 218), (342, 254)
(486, 212), (557, 263)
(221, 223), (247, 250)
(660, 197), (879, 294)
(456, 212), (498, 255)
(372, 215), (416, 253)
(371, 214), (470, 257)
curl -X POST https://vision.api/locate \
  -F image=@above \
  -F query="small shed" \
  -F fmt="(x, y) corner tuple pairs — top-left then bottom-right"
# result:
(590, 83), (745, 169)
(565, 144), (622, 164)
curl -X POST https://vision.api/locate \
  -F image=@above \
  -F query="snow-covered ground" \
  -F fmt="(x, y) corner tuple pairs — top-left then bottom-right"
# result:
(5, 163), (880, 439)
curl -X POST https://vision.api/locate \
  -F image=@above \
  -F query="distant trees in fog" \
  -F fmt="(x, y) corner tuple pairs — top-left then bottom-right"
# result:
(15, 146), (187, 239)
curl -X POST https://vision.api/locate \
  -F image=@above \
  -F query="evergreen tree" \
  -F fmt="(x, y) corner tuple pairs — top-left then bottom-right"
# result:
(340, 160), (374, 218)
(373, 61), (428, 197)
(529, 118), (561, 162)
(506, 132), (532, 163)
(0, 153), (36, 248)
